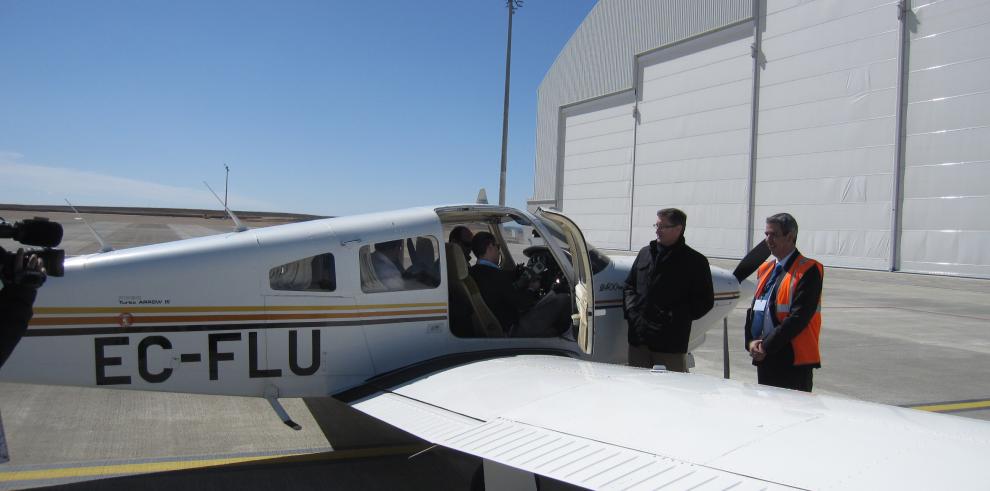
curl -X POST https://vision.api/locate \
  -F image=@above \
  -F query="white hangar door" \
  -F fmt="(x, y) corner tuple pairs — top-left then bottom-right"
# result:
(560, 92), (637, 250)
(755, 0), (900, 270)
(900, 0), (990, 278)
(631, 23), (754, 258)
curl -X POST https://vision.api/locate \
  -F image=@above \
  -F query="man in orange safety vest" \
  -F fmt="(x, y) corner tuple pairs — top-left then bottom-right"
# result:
(745, 213), (823, 392)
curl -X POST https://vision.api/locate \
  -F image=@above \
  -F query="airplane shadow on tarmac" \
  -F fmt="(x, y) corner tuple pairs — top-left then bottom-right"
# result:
(37, 398), (579, 491)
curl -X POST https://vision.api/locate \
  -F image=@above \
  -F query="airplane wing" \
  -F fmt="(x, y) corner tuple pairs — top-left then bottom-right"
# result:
(350, 354), (990, 490)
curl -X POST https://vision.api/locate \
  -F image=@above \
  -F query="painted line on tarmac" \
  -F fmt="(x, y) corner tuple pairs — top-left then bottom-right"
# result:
(826, 305), (990, 322)
(0, 444), (426, 483)
(907, 398), (990, 413)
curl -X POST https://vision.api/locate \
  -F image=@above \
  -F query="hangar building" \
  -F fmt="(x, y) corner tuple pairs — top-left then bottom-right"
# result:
(529, 0), (990, 278)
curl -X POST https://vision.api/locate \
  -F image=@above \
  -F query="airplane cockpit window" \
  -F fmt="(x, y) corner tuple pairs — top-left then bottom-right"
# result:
(498, 219), (532, 268)
(359, 236), (441, 293)
(440, 213), (576, 338)
(532, 216), (611, 275)
(507, 221), (572, 302)
(269, 253), (336, 292)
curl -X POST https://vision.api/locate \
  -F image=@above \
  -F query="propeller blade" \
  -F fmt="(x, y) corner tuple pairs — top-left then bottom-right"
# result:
(732, 240), (771, 283)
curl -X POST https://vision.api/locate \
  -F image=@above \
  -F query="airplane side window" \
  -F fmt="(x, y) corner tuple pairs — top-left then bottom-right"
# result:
(269, 253), (336, 292)
(360, 236), (440, 293)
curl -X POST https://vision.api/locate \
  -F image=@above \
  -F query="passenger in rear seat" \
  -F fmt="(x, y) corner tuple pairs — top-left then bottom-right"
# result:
(448, 226), (474, 264)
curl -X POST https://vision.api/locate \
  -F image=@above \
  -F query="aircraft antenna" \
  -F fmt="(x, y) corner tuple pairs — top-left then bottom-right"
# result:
(203, 181), (248, 232)
(64, 199), (113, 253)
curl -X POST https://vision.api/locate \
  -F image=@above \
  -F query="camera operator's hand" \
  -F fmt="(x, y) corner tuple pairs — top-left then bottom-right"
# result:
(1, 248), (47, 289)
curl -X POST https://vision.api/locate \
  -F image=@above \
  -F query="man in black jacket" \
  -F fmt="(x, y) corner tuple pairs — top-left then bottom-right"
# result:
(469, 232), (570, 337)
(0, 248), (47, 368)
(623, 209), (714, 372)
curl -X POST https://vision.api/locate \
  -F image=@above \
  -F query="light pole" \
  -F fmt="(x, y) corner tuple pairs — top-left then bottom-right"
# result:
(499, 0), (522, 207)
(224, 164), (230, 212)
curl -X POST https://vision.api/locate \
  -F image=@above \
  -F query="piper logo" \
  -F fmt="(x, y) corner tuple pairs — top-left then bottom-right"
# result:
(599, 282), (623, 292)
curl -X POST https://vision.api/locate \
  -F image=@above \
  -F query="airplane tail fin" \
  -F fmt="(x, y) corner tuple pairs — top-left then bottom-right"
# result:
(476, 188), (488, 205)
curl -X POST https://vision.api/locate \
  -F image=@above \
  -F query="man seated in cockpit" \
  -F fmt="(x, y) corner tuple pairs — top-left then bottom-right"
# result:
(469, 232), (571, 337)
(371, 239), (406, 291)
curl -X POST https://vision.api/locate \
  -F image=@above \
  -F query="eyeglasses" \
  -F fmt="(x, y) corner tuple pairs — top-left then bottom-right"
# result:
(653, 223), (680, 230)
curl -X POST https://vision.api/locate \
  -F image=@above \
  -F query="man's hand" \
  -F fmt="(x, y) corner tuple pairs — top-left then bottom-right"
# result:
(2, 249), (47, 289)
(513, 266), (541, 292)
(748, 339), (766, 362)
(628, 317), (646, 346)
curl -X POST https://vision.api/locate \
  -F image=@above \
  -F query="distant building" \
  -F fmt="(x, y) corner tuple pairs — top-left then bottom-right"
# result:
(530, 0), (990, 278)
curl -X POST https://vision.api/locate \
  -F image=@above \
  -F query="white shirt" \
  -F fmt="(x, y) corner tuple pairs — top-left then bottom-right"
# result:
(760, 249), (796, 337)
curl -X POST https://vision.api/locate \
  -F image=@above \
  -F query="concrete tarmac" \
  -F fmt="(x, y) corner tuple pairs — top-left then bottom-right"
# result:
(699, 259), (990, 421)
(0, 209), (988, 489)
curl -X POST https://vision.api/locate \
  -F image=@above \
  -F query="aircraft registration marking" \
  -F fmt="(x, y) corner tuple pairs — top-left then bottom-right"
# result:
(92, 329), (322, 385)
(24, 303), (449, 387)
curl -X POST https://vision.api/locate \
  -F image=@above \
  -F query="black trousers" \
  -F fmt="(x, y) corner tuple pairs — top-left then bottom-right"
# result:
(757, 364), (814, 392)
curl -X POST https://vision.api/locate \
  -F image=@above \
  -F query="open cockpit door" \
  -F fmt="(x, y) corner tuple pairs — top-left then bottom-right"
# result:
(533, 208), (595, 354)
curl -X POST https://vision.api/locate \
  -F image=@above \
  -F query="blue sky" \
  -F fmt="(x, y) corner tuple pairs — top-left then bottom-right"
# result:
(0, 0), (597, 216)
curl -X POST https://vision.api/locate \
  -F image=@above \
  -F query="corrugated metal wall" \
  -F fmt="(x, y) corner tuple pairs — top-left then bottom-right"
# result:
(536, 0), (990, 278)
(630, 24), (755, 258)
(899, 0), (990, 277)
(532, 0), (754, 203)
(560, 92), (638, 250)
(753, 0), (900, 270)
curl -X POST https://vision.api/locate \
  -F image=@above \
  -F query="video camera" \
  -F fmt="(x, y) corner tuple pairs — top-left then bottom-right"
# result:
(0, 217), (65, 282)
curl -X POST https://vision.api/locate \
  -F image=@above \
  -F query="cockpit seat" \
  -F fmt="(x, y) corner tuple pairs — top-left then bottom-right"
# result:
(446, 242), (503, 338)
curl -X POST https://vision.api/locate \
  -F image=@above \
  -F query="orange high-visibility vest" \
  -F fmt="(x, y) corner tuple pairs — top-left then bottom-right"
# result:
(754, 255), (823, 366)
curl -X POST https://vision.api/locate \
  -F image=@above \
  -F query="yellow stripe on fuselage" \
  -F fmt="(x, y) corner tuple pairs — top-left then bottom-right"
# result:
(30, 303), (449, 328)
(29, 309), (449, 327)
(34, 303), (448, 315)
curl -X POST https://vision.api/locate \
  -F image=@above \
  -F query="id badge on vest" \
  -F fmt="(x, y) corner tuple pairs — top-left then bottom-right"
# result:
(753, 298), (768, 312)
(751, 298), (771, 339)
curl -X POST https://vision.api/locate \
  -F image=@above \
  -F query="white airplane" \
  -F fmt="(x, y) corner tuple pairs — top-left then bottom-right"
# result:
(1, 204), (988, 490)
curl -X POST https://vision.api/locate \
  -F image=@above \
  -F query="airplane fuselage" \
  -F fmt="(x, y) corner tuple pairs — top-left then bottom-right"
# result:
(0, 205), (742, 398)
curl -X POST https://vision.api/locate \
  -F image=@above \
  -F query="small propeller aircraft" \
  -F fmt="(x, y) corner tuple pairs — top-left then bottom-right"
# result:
(2, 204), (988, 490)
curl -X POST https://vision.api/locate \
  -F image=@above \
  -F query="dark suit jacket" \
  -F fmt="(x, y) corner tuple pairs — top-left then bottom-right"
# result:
(623, 237), (714, 353)
(0, 283), (37, 368)
(743, 249), (823, 369)
(469, 263), (536, 333)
